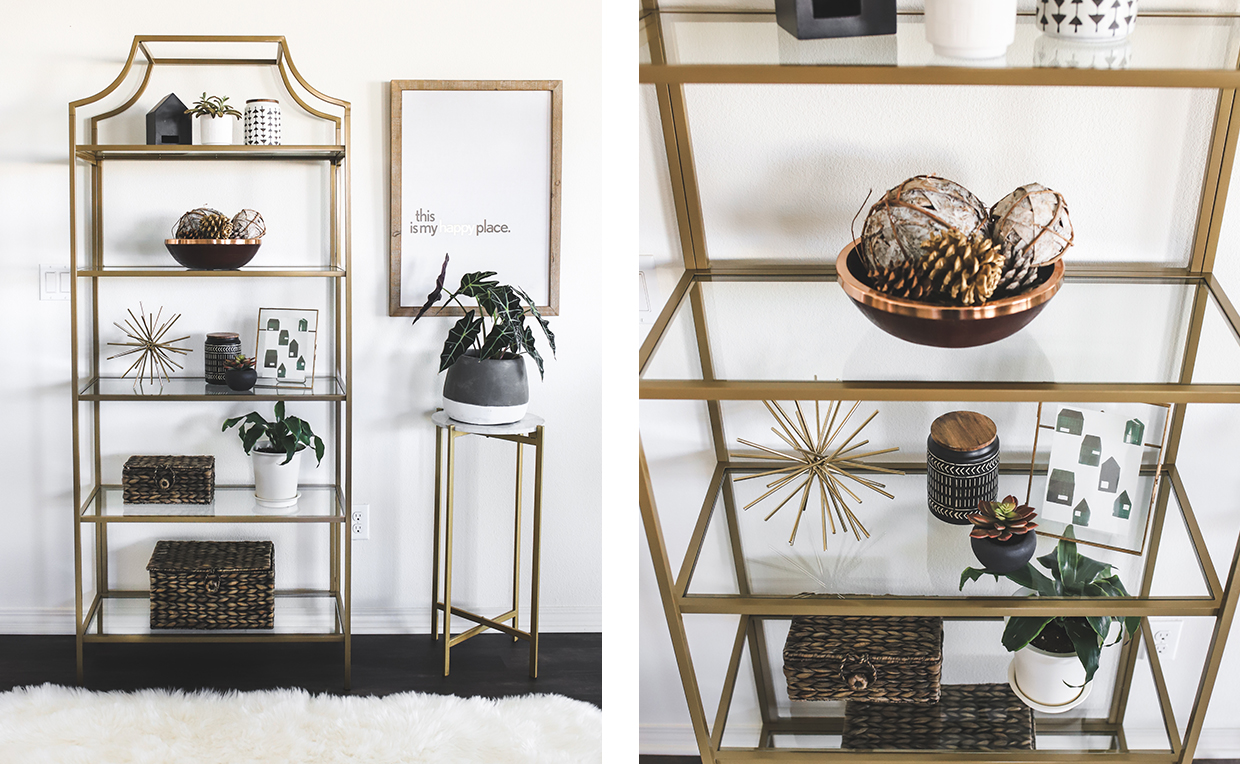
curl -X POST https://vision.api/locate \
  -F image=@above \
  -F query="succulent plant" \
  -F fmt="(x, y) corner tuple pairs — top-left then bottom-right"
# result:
(186, 93), (242, 119)
(968, 494), (1037, 541)
(224, 353), (256, 371)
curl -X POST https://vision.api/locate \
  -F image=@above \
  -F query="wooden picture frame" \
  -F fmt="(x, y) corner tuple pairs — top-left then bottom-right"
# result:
(388, 80), (562, 317)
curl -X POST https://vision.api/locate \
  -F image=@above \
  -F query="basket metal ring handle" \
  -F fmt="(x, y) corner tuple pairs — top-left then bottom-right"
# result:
(155, 465), (177, 491)
(839, 654), (878, 690)
(205, 568), (221, 595)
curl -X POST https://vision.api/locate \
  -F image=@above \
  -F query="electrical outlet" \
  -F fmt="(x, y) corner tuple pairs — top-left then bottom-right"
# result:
(1150, 618), (1183, 660)
(40, 265), (71, 301)
(351, 504), (369, 541)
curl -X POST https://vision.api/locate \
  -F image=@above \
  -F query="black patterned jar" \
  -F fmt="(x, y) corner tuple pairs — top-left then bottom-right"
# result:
(927, 411), (999, 525)
(244, 99), (281, 146)
(204, 332), (241, 385)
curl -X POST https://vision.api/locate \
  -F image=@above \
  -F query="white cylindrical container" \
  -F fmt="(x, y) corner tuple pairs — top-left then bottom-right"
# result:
(252, 446), (302, 511)
(199, 114), (235, 145)
(924, 0), (1017, 59)
(1011, 644), (1088, 711)
(244, 99), (282, 146)
(1036, 0), (1137, 41)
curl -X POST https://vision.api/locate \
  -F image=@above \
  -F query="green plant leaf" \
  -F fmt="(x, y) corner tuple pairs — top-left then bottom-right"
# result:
(440, 312), (483, 372)
(1002, 616), (1055, 652)
(516, 286), (555, 357)
(1064, 617), (1104, 684)
(480, 320), (519, 360)
(520, 325), (544, 379)
(1003, 562), (1060, 596)
(959, 566), (999, 591)
(275, 400), (286, 422)
(457, 271), (500, 299)
(412, 253), (451, 324)
(312, 435), (325, 465)
(1085, 615), (1112, 639)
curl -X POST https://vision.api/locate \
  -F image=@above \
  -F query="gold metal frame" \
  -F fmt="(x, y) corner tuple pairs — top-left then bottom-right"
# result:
(69, 36), (353, 688)
(387, 79), (563, 318)
(430, 416), (544, 677)
(639, 9), (1240, 763)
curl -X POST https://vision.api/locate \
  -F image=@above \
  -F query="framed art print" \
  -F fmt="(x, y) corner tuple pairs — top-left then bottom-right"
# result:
(388, 79), (562, 317)
(255, 308), (318, 386)
(1025, 402), (1171, 555)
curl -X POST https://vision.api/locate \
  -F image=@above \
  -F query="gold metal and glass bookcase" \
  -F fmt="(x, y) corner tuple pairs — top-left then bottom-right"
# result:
(68, 37), (353, 687)
(640, 8), (1240, 764)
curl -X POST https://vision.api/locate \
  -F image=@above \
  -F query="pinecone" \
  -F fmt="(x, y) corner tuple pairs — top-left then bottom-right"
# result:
(198, 211), (234, 239)
(921, 229), (1004, 306)
(994, 240), (1040, 298)
(968, 495), (1037, 542)
(867, 260), (931, 300)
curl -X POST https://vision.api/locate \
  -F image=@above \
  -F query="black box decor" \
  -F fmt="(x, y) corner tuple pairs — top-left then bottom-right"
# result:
(775, 0), (896, 40)
(843, 684), (1034, 750)
(927, 411), (1000, 524)
(145, 93), (192, 145)
(783, 615), (943, 703)
(122, 455), (215, 504)
(147, 540), (275, 629)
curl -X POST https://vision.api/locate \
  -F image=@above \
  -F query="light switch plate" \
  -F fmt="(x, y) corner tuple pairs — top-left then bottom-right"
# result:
(41, 265), (71, 301)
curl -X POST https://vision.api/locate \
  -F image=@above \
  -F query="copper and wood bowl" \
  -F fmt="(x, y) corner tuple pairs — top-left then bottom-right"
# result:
(164, 239), (262, 270)
(836, 240), (1065, 348)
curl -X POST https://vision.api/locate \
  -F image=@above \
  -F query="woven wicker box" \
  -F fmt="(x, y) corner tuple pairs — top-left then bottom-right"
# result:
(147, 540), (274, 629)
(123, 455), (215, 504)
(843, 683), (1034, 750)
(783, 615), (943, 704)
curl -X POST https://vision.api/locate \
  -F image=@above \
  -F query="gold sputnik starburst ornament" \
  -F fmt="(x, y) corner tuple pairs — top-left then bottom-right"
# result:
(733, 400), (902, 550)
(106, 303), (192, 385)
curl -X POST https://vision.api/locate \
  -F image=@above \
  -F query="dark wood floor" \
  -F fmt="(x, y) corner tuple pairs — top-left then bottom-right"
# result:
(0, 633), (601, 708)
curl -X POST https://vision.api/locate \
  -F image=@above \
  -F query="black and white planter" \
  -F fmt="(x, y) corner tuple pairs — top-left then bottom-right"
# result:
(442, 350), (529, 425)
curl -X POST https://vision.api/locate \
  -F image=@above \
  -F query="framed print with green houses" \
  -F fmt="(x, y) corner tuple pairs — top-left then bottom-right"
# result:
(255, 308), (318, 387)
(1025, 402), (1171, 556)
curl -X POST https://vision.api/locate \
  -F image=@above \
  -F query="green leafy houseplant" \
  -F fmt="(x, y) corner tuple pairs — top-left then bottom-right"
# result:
(222, 401), (324, 466)
(411, 253), (555, 377)
(959, 526), (1138, 684)
(186, 92), (242, 119)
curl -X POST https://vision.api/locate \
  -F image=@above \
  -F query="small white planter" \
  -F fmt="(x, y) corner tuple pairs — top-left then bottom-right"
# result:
(1010, 644), (1090, 712)
(1036, 0), (1137, 42)
(252, 446), (302, 511)
(924, 0), (1016, 60)
(198, 114), (236, 146)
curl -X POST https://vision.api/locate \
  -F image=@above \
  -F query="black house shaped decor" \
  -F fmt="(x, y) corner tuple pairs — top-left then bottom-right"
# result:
(774, 0), (896, 40)
(1047, 468), (1075, 506)
(1057, 408), (1084, 435)
(145, 93), (192, 146)
(1099, 457), (1121, 493)
(1114, 490), (1132, 519)
(1079, 434), (1102, 466)
(1073, 498), (1092, 526)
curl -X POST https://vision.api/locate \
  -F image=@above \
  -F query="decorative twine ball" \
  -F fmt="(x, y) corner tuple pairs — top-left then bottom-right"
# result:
(860, 175), (989, 271)
(231, 209), (266, 239)
(173, 206), (225, 239)
(989, 183), (1073, 267)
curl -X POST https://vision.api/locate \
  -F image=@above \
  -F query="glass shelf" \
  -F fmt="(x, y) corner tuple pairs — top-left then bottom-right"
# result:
(681, 467), (1215, 614)
(81, 485), (343, 523)
(77, 265), (345, 278)
(83, 592), (342, 640)
(642, 11), (1240, 86)
(641, 273), (1240, 401)
(78, 376), (345, 401)
(75, 145), (345, 162)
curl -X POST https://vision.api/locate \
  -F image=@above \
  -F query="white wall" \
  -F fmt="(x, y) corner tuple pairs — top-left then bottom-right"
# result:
(640, 0), (1240, 756)
(0, 0), (602, 635)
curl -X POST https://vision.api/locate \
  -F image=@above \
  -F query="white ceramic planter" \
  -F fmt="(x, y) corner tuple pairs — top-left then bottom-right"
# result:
(1036, 0), (1137, 42)
(1010, 644), (1089, 711)
(252, 446), (302, 511)
(924, 0), (1016, 60)
(198, 114), (236, 145)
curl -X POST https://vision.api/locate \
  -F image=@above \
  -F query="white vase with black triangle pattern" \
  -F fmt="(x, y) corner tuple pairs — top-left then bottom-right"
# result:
(244, 99), (281, 146)
(1036, 0), (1137, 41)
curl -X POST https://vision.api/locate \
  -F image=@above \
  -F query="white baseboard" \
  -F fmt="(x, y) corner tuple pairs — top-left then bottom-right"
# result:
(640, 724), (1240, 757)
(0, 606), (601, 635)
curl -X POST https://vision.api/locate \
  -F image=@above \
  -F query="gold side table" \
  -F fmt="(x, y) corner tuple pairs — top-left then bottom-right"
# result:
(430, 409), (545, 677)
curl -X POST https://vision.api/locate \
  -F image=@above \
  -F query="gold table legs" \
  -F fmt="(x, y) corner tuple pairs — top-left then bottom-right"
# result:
(431, 419), (544, 678)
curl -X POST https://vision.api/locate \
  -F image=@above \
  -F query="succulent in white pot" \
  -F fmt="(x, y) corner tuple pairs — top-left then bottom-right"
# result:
(960, 527), (1138, 712)
(187, 92), (241, 146)
(223, 401), (325, 511)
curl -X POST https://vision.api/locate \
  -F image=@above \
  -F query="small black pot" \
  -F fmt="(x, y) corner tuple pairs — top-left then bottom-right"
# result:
(970, 532), (1037, 574)
(225, 367), (257, 392)
(442, 349), (529, 425)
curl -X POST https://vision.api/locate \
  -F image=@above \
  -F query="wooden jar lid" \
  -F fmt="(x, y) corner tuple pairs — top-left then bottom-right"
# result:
(930, 411), (997, 452)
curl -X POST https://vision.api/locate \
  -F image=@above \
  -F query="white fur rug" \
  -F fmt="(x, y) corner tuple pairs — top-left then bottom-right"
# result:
(0, 684), (600, 763)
